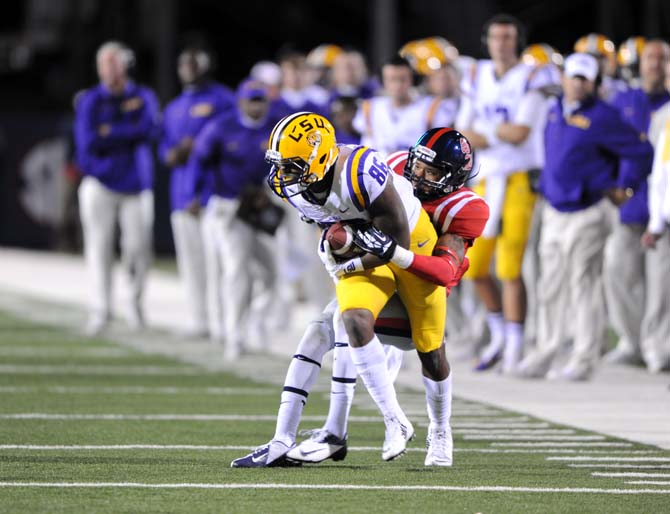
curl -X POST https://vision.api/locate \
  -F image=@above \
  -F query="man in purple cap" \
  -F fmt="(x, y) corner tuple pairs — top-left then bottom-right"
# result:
(517, 52), (653, 381)
(191, 78), (285, 360)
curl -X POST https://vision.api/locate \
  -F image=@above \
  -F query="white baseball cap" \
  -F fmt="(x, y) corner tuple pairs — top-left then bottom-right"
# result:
(564, 52), (599, 81)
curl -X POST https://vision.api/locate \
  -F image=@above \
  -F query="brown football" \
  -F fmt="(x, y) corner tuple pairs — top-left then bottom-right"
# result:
(325, 221), (365, 260)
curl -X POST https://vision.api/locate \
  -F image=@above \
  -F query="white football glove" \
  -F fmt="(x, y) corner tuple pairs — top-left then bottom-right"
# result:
(318, 239), (364, 280)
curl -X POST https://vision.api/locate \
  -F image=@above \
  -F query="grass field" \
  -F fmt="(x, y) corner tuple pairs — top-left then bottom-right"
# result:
(0, 310), (668, 513)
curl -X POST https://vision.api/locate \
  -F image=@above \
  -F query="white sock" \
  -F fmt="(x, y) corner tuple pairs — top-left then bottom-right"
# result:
(423, 374), (452, 429)
(349, 336), (403, 420)
(273, 320), (328, 445)
(481, 311), (505, 360)
(503, 321), (524, 372)
(324, 344), (357, 439)
(384, 345), (405, 383)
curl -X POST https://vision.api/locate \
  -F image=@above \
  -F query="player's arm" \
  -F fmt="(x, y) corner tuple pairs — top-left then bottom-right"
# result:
(358, 179), (411, 270)
(495, 89), (544, 145)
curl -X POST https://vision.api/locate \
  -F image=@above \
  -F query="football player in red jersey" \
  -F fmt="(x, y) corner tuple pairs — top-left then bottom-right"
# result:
(286, 128), (489, 466)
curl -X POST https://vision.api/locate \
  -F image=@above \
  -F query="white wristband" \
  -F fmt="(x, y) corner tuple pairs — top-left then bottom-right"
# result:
(390, 246), (414, 269)
(341, 257), (364, 275)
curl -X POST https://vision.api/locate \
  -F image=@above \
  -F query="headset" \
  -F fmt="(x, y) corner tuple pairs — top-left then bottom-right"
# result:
(480, 13), (527, 58)
(96, 41), (136, 70)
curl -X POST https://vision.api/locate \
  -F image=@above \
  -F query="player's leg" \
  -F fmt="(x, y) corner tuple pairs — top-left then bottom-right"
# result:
(231, 299), (337, 468)
(496, 171), (536, 374)
(517, 203), (570, 378)
(602, 222), (644, 364)
(200, 202), (224, 342)
(336, 267), (413, 461)
(78, 177), (117, 335)
(641, 234), (670, 372)
(393, 208), (452, 466)
(465, 178), (505, 370)
(170, 209), (208, 337)
(118, 191), (152, 329)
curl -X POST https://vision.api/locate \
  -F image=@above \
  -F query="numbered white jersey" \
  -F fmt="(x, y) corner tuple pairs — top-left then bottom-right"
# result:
(458, 60), (554, 178)
(285, 144), (421, 229)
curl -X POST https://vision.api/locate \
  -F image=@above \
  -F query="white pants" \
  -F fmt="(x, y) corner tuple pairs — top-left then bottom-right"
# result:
(604, 223), (670, 368)
(171, 210), (208, 334)
(201, 205), (225, 340)
(521, 197), (544, 346)
(536, 199), (613, 369)
(206, 195), (279, 351)
(78, 176), (152, 319)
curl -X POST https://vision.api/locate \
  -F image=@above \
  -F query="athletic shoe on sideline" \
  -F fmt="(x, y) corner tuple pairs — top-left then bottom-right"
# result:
(230, 440), (301, 468)
(287, 429), (348, 463)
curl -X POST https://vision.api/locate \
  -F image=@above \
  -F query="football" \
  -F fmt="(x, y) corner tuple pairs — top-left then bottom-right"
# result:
(324, 221), (365, 260)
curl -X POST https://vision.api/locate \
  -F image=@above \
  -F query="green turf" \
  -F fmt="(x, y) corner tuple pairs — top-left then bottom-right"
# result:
(0, 310), (668, 513)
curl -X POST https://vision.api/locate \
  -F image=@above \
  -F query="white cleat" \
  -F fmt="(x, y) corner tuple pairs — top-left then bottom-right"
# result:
(424, 424), (453, 466)
(286, 429), (348, 463)
(382, 416), (414, 461)
(85, 313), (110, 337)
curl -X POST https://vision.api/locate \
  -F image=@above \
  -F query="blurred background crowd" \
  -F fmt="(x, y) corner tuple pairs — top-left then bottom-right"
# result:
(1, 0), (670, 379)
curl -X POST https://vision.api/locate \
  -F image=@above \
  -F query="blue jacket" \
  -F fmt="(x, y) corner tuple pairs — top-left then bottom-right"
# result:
(541, 95), (653, 212)
(610, 87), (670, 224)
(192, 110), (282, 200)
(74, 81), (160, 193)
(160, 82), (235, 211)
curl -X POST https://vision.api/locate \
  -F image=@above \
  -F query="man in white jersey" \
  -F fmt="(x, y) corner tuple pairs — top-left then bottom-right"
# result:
(456, 13), (553, 374)
(232, 112), (449, 465)
(353, 55), (454, 157)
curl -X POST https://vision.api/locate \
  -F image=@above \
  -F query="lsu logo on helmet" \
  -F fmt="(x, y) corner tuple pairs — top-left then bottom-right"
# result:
(266, 112), (339, 198)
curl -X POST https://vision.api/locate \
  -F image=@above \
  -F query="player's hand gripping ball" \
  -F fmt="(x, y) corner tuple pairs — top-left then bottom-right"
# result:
(324, 221), (367, 260)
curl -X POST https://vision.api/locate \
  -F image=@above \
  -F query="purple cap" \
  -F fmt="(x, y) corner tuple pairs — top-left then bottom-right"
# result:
(237, 78), (268, 100)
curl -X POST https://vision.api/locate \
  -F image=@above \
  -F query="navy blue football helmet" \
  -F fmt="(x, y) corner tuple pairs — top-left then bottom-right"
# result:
(404, 128), (473, 200)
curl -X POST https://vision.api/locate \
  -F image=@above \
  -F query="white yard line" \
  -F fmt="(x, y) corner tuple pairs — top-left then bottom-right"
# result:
(0, 482), (668, 494)
(0, 365), (205, 375)
(548, 456), (670, 462)
(0, 445), (659, 456)
(464, 435), (605, 441)
(492, 442), (633, 447)
(457, 429), (575, 435)
(451, 422), (549, 429)
(0, 386), (278, 395)
(625, 481), (670, 485)
(0, 348), (132, 357)
(592, 472), (670, 478)
(569, 464), (670, 469)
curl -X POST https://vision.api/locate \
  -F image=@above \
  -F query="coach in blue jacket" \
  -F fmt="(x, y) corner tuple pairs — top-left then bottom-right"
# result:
(74, 41), (160, 335)
(160, 48), (235, 340)
(517, 52), (653, 381)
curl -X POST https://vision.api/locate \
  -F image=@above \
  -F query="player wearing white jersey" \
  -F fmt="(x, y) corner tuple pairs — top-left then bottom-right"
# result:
(353, 55), (455, 157)
(456, 14), (552, 374)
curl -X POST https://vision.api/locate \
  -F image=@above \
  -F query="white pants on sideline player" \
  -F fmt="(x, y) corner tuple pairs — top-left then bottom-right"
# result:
(171, 209), (208, 336)
(604, 223), (670, 372)
(201, 205), (224, 341)
(529, 199), (613, 378)
(207, 194), (279, 357)
(521, 197), (544, 347)
(78, 176), (152, 326)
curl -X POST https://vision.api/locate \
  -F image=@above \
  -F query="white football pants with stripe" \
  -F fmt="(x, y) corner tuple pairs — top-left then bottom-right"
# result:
(78, 176), (152, 321)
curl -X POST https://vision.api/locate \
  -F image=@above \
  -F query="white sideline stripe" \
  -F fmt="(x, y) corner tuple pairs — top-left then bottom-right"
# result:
(0, 445), (658, 456)
(464, 435), (605, 441)
(0, 482), (668, 494)
(0, 348), (132, 357)
(0, 365), (205, 375)
(569, 464), (670, 469)
(549, 457), (670, 462)
(0, 386), (278, 396)
(451, 422), (549, 429)
(626, 481), (670, 485)
(457, 429), (575, 435)
(593, 472), (670, 478)
(493, 442), (633, 448)
(0, 413), (380, 422)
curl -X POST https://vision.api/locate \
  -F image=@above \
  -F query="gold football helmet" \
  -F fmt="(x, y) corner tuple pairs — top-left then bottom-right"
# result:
(522, 43), (564, 67)
(399, 37), (459, 75)
(266, 112), (339, 198)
